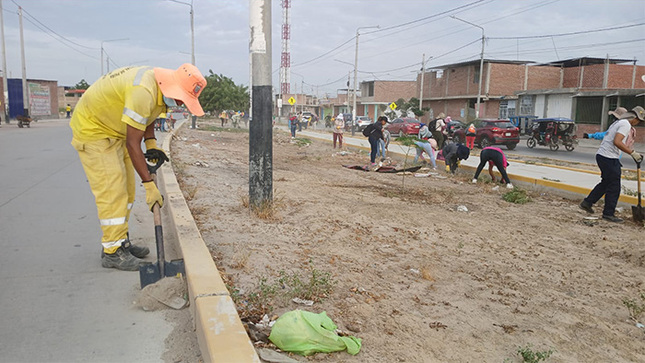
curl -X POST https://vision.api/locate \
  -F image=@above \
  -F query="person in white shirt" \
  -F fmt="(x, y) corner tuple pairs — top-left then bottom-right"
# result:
(580, 106), (644, 223)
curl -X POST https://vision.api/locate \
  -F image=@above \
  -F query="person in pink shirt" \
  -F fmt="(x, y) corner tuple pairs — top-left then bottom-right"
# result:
(471, 146), (513, 188)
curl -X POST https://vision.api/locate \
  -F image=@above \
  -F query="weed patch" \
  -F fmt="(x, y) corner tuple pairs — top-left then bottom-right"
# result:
(623, 292), (645, 322)
(503, 187), (531, 204)
(229, 267), (336, 321)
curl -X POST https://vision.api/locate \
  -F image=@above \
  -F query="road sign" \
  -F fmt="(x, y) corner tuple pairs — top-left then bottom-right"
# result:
(288, 97), (296, 105)
(389, 102), (397, 110)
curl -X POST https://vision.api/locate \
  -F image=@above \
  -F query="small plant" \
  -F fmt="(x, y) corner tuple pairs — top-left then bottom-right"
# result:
(621, 185), (641, 198)
(294, 137), (312, 147)
(516, 344), (554, 363)
(623, 292), (645, 322)
(503, 187), (531, 204)
(395, 135), (422, 190)
(278, 268), (336, 302)
(201, 125), (248, 133)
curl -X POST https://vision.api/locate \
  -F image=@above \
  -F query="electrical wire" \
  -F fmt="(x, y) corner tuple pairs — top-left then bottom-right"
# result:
(489, 22), (645, 40)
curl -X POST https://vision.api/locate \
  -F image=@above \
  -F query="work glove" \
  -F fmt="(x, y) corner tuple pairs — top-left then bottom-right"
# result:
(630, 151), (643, 163)
(144, 139), (169, 164)
(143, 181), (164, 211)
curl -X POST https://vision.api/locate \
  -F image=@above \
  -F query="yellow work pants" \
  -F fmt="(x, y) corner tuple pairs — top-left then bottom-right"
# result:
(72, 138), (135, 254)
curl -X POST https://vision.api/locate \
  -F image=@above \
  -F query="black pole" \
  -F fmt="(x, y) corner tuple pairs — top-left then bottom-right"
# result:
(249, 0), (272, 206)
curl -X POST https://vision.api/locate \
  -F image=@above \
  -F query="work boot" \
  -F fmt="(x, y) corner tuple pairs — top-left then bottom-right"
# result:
(579, 201), (594, 214)
(100, 240), (149, 258)
(123, 240), (150, 258)
(602, 215), (624, 223)
(101, 247), (143, 271)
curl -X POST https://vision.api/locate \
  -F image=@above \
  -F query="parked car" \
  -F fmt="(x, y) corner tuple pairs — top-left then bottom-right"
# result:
(446, 119), (466, 138)
(386, 117), (421, 137)
(452, 119), (519, 150)
(355, 116), (373, 131)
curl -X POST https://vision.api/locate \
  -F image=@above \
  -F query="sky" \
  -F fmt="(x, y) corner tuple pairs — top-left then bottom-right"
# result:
(1, 0), (644, 97)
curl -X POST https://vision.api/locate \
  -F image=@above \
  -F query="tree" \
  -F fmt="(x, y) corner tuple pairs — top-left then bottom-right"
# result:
(384, 97), (425, 120)
(199, 70), (249, 114)
(71, 79), (90, 90)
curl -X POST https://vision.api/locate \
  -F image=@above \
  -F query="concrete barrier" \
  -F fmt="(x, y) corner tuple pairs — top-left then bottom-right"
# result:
(159, 122), (260, 363)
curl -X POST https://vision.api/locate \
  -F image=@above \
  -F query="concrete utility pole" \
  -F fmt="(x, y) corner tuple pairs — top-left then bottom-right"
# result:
(0, 0), (9, 123)
(351, 25), (379, 136)
(18, 6), (28, 117)
(101, 38), (128, 76)
(169, 0), (197, 128)
(249, 0), (273, 207)
(451, 16), (484, 119)
(419, 53), (425, 111)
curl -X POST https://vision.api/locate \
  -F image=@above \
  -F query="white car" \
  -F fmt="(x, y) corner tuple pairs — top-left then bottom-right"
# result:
(355, 116), (373, 131)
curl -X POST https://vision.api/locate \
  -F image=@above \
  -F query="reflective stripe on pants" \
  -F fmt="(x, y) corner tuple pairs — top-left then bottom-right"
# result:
(72, 137), (135, 254)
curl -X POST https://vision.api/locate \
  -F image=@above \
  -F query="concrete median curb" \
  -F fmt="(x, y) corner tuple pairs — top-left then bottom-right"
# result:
(159, 122), (260, 363)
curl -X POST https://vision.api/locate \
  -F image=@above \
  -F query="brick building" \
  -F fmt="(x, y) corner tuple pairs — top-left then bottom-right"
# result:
(357, 80), (417, 120)
(415, 57), (644, 141)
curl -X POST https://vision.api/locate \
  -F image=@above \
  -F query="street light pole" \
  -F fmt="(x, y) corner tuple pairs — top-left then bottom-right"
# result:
(451, 15), (484, 119)
(352, 25), (379, 136)
(100, 38), (128, 76)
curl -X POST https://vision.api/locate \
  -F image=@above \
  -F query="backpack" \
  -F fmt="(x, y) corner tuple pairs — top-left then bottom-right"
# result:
(362, 123), (375, 137)
(429, 118), (438, 131)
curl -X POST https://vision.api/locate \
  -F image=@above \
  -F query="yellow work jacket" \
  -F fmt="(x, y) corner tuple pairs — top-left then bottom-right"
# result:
(70, 66), (166, 142)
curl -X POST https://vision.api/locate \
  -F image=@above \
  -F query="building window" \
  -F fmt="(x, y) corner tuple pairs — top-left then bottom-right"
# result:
(519, 95), (534, 115)
(368, 82), (374, 97)
(473, 66), (480, 84)
(499, 100), (516, 119)
(436, 70), (443, 79)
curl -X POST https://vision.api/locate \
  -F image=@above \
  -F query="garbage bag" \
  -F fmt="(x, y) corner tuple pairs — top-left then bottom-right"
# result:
(268, 310), (362, 356)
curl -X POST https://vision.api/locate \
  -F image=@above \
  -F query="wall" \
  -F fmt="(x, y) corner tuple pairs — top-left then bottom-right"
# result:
(526, 66), (561, 90)
(487, 63), (524, 95)
(373, 81), (416, 103)
(581, 64), (604, 88)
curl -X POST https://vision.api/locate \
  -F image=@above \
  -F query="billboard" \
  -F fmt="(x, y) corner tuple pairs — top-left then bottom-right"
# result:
(29, 83), (51, 116)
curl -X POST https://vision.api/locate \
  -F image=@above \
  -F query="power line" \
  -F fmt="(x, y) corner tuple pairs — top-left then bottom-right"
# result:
(489, 22), (645, 40)
(291, 0), (487, 69)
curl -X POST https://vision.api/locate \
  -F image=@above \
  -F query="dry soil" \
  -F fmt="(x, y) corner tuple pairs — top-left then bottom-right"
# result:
(170, 118), (645, 363)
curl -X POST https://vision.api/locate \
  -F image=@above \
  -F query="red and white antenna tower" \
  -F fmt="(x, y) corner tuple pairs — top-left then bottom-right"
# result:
(280, 0), (291, 95)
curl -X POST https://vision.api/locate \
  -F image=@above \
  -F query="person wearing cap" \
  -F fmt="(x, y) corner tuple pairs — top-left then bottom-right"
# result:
(70, 63), (207, 270)
(472, 146), (513, 188)
(333, 114), (344, 149)
(580, 106), (645, 223)
(583, 107), (627, 140)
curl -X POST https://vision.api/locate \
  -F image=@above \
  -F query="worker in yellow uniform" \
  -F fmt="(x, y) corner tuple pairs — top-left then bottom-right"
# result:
(70, 64), (207, 271)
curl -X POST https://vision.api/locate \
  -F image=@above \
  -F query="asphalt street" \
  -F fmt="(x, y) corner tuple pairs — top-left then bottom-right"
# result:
(0, 119), (175, 362)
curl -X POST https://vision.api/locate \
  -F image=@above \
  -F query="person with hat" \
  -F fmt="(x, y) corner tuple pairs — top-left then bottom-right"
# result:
(583, 107), (627, 140)
(580, 106), (645, 223)
(70, 64), (207, 270)
(333, 114), (344, 148)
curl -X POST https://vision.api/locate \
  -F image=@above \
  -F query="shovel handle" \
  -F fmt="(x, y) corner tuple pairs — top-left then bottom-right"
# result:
(637, 161), (642, 205)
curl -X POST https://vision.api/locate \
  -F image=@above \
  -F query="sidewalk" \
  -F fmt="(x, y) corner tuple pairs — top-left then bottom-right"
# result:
(285, 126), (642, 207)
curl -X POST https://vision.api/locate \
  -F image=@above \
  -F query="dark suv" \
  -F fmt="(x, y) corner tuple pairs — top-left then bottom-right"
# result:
(452, 119), (519, 150)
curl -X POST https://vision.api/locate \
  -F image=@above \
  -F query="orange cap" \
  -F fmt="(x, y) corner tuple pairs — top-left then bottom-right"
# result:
(154, 64), (207, 116)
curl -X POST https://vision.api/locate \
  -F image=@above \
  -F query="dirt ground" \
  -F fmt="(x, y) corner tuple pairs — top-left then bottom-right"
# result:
(170, 118), (645, 363)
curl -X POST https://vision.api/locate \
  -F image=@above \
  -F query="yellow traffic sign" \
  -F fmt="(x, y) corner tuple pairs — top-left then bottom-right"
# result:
(389, 102), (397, 110)
(288, 97), (296, 105)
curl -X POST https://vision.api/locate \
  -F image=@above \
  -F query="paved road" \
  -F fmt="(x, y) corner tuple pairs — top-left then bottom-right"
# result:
(0, 119), (176, 362)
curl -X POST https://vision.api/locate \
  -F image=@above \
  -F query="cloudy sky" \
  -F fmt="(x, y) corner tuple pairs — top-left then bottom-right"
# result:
(1, 0), (644, 96)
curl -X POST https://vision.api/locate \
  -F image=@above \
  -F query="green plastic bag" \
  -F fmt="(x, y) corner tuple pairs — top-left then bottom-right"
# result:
(268, 310), (362, 356)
